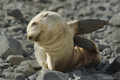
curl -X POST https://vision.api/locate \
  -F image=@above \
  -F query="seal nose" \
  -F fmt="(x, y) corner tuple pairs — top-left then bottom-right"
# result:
(28, 36), (32, 40)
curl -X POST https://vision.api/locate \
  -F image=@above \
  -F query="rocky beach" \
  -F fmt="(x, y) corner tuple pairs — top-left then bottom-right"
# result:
(0, 0), (120, 80)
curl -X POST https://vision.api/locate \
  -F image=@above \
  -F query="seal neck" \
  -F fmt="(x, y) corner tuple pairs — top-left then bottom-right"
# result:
(35, 33), (65, 52)
(35, 25), (73, 52)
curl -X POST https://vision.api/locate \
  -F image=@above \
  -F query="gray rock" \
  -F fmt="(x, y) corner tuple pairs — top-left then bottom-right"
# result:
(49, 2), (64, 11)
(25, 43), (34, 48)
(0, 62), (11, 69)
(7, 25), (22, 32)
(91, 74), (113, 80)
(102, 48), (112, 56)
(113, 72), (120, 80)
(85, 68), (96, 73)
(114, 45), (120, 53)
(0, 58), (4, 63)
(108, 57), (115, 64)
(27, 60), (41, 70)
(110, 0), (120, 6)
(71, 70), (82, 79)
(14, 73), (25, 80)
(81, 76), (95, 80)
(79, 6), (93, 16)
(14, 60), (36, 77)
(0, 36), (23, 59)
(6, 55), (24, 65)
(0, 69), (2, 76)
(74, 77), (81, 80)
(98, 66), (108, 73)
(36, 69), (69, 80)
(3, 67), (14, 73)
(109, 12), (120, 26)
(98, 44), (110, 51)
(69, 78), (74, 80)
(26, 71), (39, 80)
(2, 72), (25, 80)
(98, 6), (106, 11)
(0, 78), (9, 80)
(105, 26), (119, 34)
(0, 10), (5, 17)
(107, 29), (120, 42)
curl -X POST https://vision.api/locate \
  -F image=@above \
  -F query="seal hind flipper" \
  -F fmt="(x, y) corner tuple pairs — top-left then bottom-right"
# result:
(74, 36), (101, 68)
(68, 19), (107, 35)
(74, 36), (98, 53)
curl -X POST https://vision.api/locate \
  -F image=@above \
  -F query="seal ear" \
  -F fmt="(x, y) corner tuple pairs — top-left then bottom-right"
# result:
(68, 19), (107, 35)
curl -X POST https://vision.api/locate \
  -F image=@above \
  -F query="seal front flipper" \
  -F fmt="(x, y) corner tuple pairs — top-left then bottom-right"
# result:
(68, 19), (107, 35)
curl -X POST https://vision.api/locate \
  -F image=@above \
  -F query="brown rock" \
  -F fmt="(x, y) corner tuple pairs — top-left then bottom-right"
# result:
(6, 55), (24, 65)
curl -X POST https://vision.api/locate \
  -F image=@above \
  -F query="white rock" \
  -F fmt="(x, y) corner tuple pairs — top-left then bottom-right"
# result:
(109, 12), (120, 26)
(27, 60), (41, 69)
(14, 60), (36, 77)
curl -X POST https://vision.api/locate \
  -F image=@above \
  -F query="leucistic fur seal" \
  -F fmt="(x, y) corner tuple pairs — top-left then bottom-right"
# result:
(27, 11), (106, 72)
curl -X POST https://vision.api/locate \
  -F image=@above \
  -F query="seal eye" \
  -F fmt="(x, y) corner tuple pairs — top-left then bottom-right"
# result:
(31, 22), (38, 27)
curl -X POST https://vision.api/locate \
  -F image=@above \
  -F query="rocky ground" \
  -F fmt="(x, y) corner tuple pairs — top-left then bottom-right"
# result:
(0, 0), (120, 80)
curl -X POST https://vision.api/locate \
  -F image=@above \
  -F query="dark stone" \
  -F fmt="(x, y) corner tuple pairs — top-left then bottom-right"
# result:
(106, 55), (120, 75)
(7, 9), (24, 22)
(113, 72), (120, 80)
(98, 6), (106, 11)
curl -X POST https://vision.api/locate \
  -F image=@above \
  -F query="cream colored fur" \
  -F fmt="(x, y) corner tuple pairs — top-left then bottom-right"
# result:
(27, 11), (101, 72)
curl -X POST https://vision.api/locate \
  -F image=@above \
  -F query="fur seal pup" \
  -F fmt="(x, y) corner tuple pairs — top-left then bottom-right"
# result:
(27, 11), (106, 72)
